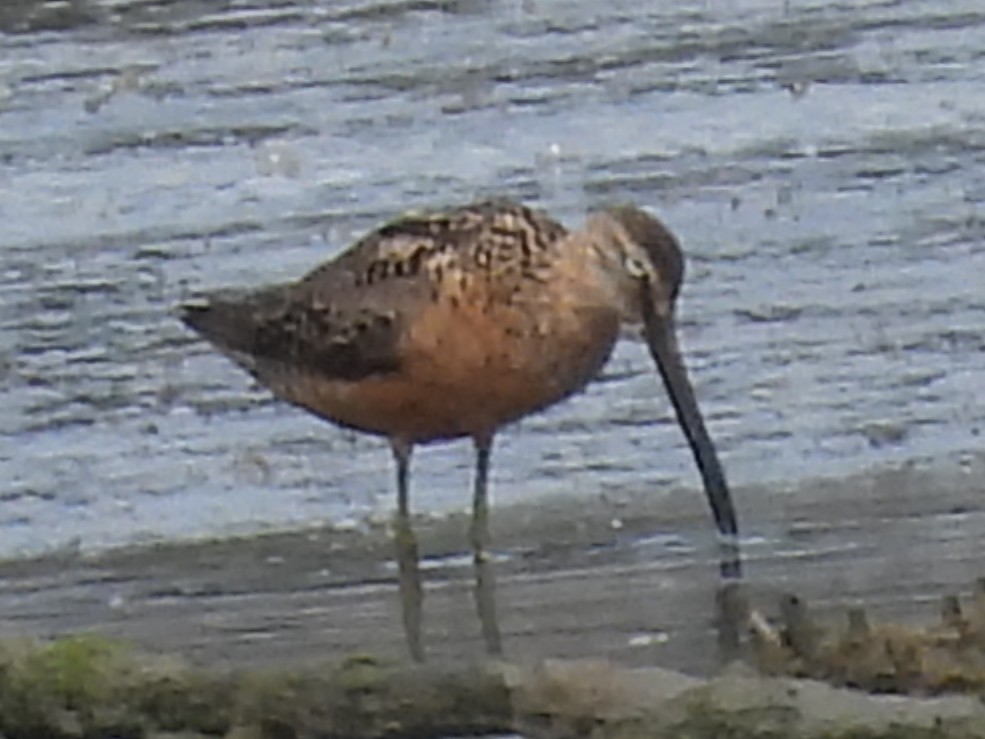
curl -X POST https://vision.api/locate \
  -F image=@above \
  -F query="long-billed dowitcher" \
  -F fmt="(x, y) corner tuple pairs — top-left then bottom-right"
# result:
(179, 198), (740, 660)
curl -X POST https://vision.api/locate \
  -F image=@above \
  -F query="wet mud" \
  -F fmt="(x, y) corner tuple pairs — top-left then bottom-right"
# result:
(1, 454), (983, 677)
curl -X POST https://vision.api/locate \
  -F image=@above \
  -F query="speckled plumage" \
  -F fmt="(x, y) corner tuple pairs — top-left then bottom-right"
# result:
(180, 198), (739, 660)
(184, 200), (624, 442)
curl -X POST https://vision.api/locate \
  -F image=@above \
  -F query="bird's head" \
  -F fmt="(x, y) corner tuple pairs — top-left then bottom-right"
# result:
(586, 204), (684, 325)
(587, 204), (740, 577)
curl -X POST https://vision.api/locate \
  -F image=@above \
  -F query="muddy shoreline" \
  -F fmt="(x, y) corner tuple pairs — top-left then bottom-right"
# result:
(2, 452), (983, 676)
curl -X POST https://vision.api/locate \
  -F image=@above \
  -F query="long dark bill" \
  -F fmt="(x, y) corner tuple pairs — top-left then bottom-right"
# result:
(641, 291), (742, 580)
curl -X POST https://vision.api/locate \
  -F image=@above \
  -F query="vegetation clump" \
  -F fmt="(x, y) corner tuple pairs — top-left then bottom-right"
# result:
(0, 637), (510, 739)
(749, 578), (985, 695)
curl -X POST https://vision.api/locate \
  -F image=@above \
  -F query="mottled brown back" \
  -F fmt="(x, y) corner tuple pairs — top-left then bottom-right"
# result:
(180, 199), (570, 384)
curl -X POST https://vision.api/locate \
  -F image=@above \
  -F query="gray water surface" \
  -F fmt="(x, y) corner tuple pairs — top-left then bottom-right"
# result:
(2, 0), (985, 559)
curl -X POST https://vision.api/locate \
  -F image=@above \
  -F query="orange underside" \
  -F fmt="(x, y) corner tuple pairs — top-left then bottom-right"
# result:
(279, 297), (621, 443)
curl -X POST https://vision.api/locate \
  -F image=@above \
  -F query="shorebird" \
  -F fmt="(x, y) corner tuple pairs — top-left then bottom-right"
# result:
(179, 198), (740, 660)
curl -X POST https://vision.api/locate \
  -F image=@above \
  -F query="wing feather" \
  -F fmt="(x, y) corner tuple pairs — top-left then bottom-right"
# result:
(181, 199), (569, 382)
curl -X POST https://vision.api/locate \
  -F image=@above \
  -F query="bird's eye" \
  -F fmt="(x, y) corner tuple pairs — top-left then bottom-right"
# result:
(624, 256), (648, 279)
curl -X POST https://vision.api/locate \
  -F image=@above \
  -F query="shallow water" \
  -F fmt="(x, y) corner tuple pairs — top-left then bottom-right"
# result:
(2, 0), (985, 562)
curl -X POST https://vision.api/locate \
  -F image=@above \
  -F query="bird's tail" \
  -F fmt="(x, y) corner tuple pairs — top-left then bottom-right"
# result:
(178, 286), (285, 358)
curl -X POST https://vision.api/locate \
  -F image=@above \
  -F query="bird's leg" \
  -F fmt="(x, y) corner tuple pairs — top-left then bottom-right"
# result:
(391, 439), (424, 662)
(471, 433), (503, 656)
(715, 581), (747, 663)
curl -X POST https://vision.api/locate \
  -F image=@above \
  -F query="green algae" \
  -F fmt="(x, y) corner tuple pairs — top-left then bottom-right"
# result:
(0, 635), (511, 739)
(0, 634), (144, 738)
